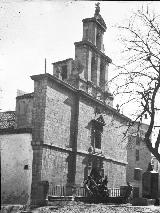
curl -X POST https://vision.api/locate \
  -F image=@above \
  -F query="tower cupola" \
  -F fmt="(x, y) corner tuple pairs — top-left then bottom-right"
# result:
(82, 3), (106, 52)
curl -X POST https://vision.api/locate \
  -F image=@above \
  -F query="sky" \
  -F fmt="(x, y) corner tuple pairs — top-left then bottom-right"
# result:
(0, 0), (160, 120)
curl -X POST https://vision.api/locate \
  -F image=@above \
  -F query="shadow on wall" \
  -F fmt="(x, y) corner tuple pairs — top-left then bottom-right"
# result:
(64, 94), (79, 191)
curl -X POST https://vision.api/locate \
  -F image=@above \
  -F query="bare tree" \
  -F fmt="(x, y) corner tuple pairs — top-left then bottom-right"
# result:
(109, 5), (160, 162)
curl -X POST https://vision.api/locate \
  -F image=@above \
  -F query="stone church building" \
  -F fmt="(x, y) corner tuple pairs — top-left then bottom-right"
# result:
(1, 4), (151, 205)
(29, 4), (130, 204)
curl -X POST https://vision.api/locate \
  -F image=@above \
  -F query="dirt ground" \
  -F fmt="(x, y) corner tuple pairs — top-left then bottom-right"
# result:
(1, 202), (160, 213)
(31, 201), (160, 213)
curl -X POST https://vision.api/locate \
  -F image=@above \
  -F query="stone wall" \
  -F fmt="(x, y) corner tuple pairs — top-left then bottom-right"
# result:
(16, 94), (33, 129)
(31, 74), (128, 200)
(75, 154), (126, 188)
(40, 77), (79, 187)
(41, 148), (68, 186)
(43, 80), (74, 148)
(126, 124), (151, 197)
(32, 78), (47, 145)
(103, 161), (126, 188)
(30, 75), (79, 200)
(77, 97), (128, 164)
(77, 96), (128, 187)
(1, 133), (32, 204)
(75, 45), (88, 81)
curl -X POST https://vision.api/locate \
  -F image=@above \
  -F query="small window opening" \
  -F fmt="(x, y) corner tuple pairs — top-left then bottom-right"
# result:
(24, 165), (29, 170)
(136, 149), (140, 161)
(61, 65), (68, 80)
(91, 120), (103, 149)
(96, 32), (101, 49)
(136, 135), (140, 145)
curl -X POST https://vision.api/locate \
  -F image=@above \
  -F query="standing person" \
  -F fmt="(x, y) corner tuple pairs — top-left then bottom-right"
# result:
(124, 182), (133, 203)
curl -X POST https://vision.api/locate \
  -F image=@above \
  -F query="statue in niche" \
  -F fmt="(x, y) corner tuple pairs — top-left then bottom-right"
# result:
(94, 2), (106, 29)
(83, 168), (109, 201)
(95, 2), (100, 16)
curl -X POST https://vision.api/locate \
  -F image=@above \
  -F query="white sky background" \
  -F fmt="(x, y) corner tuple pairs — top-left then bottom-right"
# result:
(0, 0), (160, 124)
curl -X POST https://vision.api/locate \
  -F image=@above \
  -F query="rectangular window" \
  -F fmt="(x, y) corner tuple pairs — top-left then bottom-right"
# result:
(61, 65), (67, 80)
(136, 149), (140, 161)
(96, 32), (101, 50)
(95, 128), (102, 149)
(134, 168), (141, 181)
(91, 55), (97, 84)
(91, 121), (103, 150)
(84, 27), (88, 40)
(99, 60), (105, 89)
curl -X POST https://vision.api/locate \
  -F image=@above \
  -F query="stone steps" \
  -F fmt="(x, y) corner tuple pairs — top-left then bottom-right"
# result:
(131, 198), (157, 206)
(48, 195), (125, 204)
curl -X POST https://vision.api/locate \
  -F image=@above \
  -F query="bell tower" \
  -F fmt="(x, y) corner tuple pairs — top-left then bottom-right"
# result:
(72, 3), (113, 106)
(82, 3), (106, 51)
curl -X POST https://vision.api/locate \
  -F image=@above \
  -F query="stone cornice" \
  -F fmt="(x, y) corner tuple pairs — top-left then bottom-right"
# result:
(82, 17), (107, 32)
(31, 73), (77, 93)
(16, 92), (34, 99)
(0, 127), (32, 135)
(78, 90), (131, 122)
(30, 73), (131, 123)
(41, 143), (127, 166)
(79, 79), (114, 101)
(52, 58), (73, 65)
(74, 40), (112, 64)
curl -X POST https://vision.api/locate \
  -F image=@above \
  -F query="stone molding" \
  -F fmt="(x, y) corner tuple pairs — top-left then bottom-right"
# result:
(82, 17), (107, 32)
(42, 143), (127, 166)
(74, 40), (112, 63)
(16, 92), (34, 99)
(31, 73), (131, 123)
(0, 127), (32, 135)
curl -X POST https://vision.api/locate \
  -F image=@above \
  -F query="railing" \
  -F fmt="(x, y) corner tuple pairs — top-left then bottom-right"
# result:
(48, 184), (120, 197)
(108, 188), (121, 197)
(76, 187), (87, 197)
(48, 184), (66, 196)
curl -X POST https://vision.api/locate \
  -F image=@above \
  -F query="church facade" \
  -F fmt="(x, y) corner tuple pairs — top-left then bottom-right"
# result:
(30, 4), (130, 204)
(1, 4), (152, 205)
